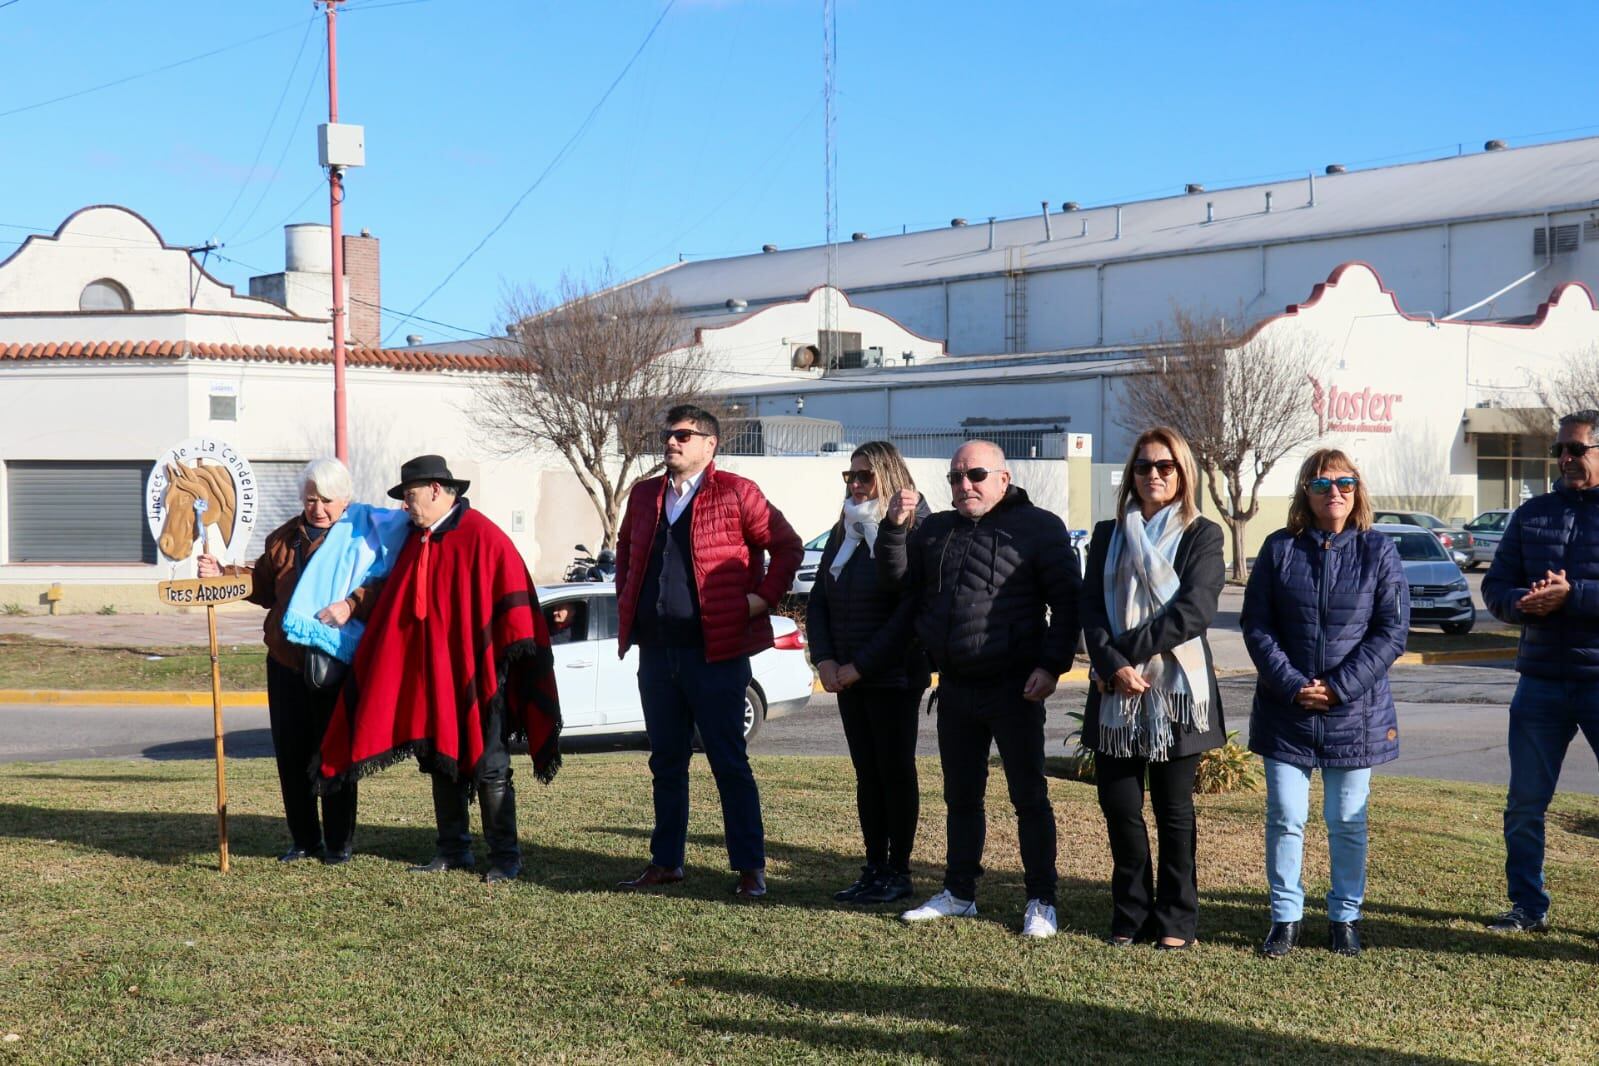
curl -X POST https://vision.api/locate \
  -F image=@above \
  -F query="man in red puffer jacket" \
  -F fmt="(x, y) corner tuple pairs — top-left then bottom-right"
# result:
(614, 404), (804, 900)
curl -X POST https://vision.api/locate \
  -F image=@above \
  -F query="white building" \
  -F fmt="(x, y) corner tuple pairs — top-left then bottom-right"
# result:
(0, 206), (560, 610)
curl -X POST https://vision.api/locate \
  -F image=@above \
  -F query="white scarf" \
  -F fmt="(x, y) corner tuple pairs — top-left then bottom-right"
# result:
(829, 496), (881, 579)
(1100, 504), (1210, 760)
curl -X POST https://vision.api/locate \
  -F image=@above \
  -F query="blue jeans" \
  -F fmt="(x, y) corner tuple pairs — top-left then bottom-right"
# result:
(637, 644), (764, 871)
(1505, 676), (1599, 918)
(1263, 758), (1371, 923)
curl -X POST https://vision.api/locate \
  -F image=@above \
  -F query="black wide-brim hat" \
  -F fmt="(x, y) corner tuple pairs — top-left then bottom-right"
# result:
(387, 454), (470, 499)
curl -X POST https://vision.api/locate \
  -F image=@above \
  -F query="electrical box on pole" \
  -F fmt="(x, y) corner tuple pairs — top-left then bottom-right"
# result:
(318, 123), (366, 169)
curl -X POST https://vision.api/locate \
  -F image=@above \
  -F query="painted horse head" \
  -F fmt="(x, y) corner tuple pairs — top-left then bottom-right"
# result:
(158, 460), (237, 561)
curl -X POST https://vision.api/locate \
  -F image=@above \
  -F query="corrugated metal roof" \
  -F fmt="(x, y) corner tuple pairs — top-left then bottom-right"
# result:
(630, 137), (1599, 310)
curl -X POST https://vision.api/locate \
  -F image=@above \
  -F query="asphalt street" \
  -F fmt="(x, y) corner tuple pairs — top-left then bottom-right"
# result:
(2, 663), (1594, 796)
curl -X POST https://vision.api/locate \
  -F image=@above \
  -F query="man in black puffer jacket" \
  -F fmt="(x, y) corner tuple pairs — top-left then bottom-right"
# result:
(1482, 408), (1599, 935)
(877, 440), (1082, 938)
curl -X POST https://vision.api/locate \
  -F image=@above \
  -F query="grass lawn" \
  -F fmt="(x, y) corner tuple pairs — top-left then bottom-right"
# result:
(1, 756), (1596, 1064)
(0, 635), (267, 691)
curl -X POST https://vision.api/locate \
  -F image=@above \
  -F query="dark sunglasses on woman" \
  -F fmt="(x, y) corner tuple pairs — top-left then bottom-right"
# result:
(1132, 459), (1178, 477)
(841, 470), (876, 484)
(946, 467), (995, 485)
(660, 428), (713, 444)
(1549, 441), (1599, 459)
(1306, 476), (1359, 496)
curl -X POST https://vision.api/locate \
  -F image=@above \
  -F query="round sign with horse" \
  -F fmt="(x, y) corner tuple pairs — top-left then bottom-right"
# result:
(145, 438), (258, 576)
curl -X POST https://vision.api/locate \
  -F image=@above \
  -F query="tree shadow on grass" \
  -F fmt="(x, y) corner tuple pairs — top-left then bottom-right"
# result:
(9, 772), (186, 784)
(680, 971), (1471, 1064)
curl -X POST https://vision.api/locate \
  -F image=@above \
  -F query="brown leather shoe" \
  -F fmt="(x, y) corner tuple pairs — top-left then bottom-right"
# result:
(733, 868), (767, 899)
(616, 863), (685, 891)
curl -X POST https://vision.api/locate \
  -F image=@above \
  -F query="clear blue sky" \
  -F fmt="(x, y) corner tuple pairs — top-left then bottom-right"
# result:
(4, 0), (1597, 344)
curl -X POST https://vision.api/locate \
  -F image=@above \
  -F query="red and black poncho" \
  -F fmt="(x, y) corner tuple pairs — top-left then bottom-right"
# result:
(318, 502), (561, 786)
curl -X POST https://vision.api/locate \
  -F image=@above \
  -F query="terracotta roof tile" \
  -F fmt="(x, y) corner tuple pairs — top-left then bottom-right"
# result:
(0, 340), (512, 372)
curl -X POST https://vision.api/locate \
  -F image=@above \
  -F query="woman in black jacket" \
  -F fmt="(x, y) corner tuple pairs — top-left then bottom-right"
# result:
(1081, 426), (1226, 949)
(808, 441), (930, 905)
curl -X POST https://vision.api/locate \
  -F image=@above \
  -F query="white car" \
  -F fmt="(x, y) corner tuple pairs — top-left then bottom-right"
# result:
(788, 530), (829, 598)
(538, 583), (813, 750)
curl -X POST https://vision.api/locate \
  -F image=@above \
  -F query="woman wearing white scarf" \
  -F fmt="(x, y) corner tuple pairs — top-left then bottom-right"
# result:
(807, 442), (930, 906)
(1080, 427), (1226, 950)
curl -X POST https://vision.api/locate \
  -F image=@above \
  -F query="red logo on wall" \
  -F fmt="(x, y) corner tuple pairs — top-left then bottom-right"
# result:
(1310, 376), (1403, 435)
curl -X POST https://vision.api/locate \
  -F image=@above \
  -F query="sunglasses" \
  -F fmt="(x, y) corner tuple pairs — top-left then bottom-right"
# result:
(841, 470), (876, 485)
(946, 467), (999, 486)
(1550, 441), (1599, 459)
(1132, 459), (1178, 477)
(661, 428), (714, 444)
(1306, 476), (1359, 496)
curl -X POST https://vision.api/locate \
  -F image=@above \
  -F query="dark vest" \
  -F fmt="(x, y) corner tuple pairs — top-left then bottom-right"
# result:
(635, 489), (703, 647)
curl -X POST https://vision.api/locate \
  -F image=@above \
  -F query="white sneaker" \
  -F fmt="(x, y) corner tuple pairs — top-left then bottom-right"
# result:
(1021, 899), (1058, 939)
(900, 889), (977, 922)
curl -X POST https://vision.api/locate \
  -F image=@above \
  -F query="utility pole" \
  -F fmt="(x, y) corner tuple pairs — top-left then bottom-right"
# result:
(323, 0), (351, 462)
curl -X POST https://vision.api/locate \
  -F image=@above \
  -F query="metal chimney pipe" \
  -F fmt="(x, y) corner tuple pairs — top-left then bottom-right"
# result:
(1307, 171), (1316, 207)
(1205, 201), (1214, 224)
(987, 217), (996, 251)
(1264, 191), (1274, 213)
(1115, 206), (1123, 239)
(1041, 201), (1052, 241)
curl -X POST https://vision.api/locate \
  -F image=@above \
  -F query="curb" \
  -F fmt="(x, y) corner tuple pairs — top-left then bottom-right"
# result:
(811, 667), (1092, 694)
(1393, 648), (1516, 666)
(0, 689), (269, 707)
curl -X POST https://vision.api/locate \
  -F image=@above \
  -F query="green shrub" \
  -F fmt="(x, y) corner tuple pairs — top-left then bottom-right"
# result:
(1196, 730), (1261, 794)
(1, 603), (24, 617)
(96, 604), (118, 616)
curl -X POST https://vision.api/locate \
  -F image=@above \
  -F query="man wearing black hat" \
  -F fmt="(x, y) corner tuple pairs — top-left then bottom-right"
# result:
(317, 455), (562, 884)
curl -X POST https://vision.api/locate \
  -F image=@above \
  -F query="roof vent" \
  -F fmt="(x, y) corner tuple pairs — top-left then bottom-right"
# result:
(1185, 183), (1204, 194)
(851, 231), (868, 241)
(1325, 163), (1347, 174)
(761, 243), (778, 253)
(725, 298), (748, 312)
(405, 333), (422, 345)
(1484, 139), (1507, 152)
(1061, 201), (1080, 212)
(950, 217), (968, 227)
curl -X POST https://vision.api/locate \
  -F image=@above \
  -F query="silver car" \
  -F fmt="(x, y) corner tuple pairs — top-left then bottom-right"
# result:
(1376, 524), (1475, 635)
(1463, 509), (1511, 569)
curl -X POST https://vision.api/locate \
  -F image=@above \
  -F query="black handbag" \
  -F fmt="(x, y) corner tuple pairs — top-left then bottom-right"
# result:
(295, 529), (349, 691)
(302, 647), (348, 690)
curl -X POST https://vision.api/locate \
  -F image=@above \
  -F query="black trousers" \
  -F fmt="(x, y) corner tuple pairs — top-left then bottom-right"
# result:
(427, 705), (520, 869)
(265, 657), (356, 853)
(937, 680), (1057, 904)
(838, 685), (923, 874)
(1095, 751), (1201, 941)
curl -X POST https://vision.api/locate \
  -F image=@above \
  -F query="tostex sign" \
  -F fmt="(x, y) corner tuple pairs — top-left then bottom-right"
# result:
(1310, 376), (1404, 435)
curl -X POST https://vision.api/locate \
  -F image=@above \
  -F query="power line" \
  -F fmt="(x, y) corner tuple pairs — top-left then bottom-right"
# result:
(223, 35), (328, 244)
(212, 18), (319, 238)
(0, 17), (315, 121)
(382, 0), (679, 344)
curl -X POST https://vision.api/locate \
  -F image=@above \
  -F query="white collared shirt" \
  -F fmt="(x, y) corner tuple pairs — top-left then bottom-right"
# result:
(664, 470), (704, 526)
(426, 502), (460, 534)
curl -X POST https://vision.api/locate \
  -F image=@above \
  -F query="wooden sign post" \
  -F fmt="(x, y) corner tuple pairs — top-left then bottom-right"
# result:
(159, 574), (251, 872)
(146, 438), (259, 875)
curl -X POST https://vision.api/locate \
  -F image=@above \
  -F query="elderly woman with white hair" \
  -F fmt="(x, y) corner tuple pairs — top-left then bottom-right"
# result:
(199, 456), (379, 865)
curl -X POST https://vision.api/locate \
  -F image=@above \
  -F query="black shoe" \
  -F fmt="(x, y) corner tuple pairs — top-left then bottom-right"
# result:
(278, 846), (324, 864)
(408, 854), (475, 874)
(1329, 920), (1362, 956)
(1260, 920), (1300, 959)
(1488, 906), (1549, 933)
(1154, 938), (1195, 951)
(857, 872), (914, 905)
(321, 848), (353, 866)
(834, 866), (882, 903)
(483, 863), (521, 884)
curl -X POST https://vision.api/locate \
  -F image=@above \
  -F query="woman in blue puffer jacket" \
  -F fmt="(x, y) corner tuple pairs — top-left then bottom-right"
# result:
(1241, 447), (1409, 960)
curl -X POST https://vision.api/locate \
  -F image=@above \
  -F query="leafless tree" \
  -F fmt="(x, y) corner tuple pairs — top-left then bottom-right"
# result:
(474, 275), (720, 549)
(1120, 307), (1328, 580)
(1513, 343), (1599, 444)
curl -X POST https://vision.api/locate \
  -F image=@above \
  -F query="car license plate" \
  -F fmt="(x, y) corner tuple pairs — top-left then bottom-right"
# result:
(1413, 598), (1434, 609)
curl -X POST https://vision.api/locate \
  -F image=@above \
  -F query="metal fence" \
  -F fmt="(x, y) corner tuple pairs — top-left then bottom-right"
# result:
(720, 420), (1069, 460)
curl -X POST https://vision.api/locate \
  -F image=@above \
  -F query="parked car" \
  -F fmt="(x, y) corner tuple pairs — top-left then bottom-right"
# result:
(786, 530), (830, 598)
(537, 583), (814, 749)
(1463, 509), (1512, 569)
(1375, 523), (1475, 634)
(1372, 509), (1474, 565)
